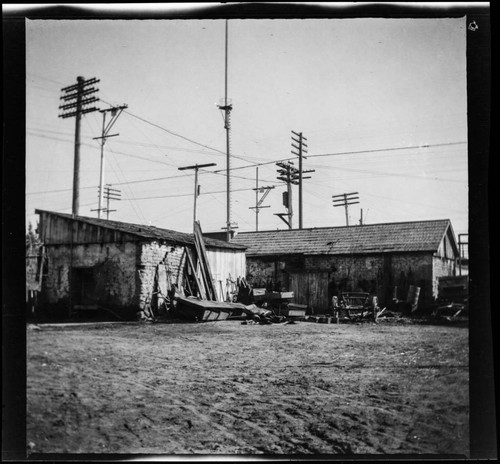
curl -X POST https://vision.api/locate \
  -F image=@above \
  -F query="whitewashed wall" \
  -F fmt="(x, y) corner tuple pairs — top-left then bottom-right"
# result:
(206, 249), (246, 300)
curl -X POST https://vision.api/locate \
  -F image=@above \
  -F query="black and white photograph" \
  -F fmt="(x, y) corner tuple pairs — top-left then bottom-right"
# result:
(2, 2), (494, 460)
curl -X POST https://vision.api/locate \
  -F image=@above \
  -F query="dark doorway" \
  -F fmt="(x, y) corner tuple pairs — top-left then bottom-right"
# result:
(71, 267), (99, 306)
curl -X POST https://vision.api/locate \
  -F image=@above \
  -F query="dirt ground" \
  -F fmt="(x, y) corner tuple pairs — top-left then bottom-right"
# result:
(26, 319), (469, 457)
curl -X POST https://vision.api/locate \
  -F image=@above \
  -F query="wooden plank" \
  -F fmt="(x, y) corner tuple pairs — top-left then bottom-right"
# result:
(185, 247), (207, 300)
(192, 227), (210, 298)
(195, 225), (217, 300)
(194, 221), (218, 301)
(192, 234), (212, 299)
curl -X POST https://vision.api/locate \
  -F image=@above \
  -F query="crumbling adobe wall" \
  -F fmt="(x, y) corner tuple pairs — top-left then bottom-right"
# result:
(138, 241), (186, 310)
(41, 242), (139, 315)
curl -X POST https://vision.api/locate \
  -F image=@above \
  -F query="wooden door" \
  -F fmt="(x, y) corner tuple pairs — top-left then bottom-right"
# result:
(289, 272), (330, 314)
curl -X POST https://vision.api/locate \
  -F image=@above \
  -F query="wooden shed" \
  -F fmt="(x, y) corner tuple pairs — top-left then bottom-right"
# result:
(35, 209), (246, 319)
(231, 219), (460, 313)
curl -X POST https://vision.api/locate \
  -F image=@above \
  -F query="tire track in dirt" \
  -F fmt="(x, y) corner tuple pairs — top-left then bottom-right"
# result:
(110, 353), (467, 454)
(72, 368), (266, 452)
(71, 360), (358, 454)
(28, 323), (469, 455)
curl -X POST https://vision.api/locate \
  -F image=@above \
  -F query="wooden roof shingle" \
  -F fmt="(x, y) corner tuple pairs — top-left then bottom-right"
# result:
(230, 219), (456, 256)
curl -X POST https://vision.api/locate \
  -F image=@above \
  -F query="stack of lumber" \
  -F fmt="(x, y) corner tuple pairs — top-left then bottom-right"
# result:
(183, 221), (219, 302)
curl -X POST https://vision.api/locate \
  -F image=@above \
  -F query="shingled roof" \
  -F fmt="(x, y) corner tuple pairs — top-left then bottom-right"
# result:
(35, 209), (246, 250)
(230, 219), (456, 256)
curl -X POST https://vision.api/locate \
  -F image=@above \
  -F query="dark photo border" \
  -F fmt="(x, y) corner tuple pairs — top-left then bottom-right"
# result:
(3, 2), (493, 461)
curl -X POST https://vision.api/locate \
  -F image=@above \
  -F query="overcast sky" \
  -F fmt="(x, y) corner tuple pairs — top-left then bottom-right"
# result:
(25, 13), (468, 236)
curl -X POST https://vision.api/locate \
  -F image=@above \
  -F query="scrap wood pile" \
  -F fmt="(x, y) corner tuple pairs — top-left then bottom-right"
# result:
(166, 221), (276, 323)
(138, 221), (225, 322)
(182, 221), (218, 301)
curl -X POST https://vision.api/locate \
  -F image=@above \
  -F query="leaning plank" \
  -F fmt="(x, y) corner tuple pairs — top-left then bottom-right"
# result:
(185, 247), (207, 300)
(193, 223), (213, 298)
(194, 221), (218, 301)
(374, 307), (386, 322)
(192, 232), (213, 300)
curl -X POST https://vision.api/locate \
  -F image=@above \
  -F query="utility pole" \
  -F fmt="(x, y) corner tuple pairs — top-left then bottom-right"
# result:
(59, 76), (100, 216)
(178, 163), (217, 231)
(102, 185), (121, 220)
(217, 19), (234, 241)
(332, 192), (360, 226)
(291, 131), (315, 229)
(275, 161), (299, 229)
(249, 167), (275, 231)
(92, 104), (128, 218)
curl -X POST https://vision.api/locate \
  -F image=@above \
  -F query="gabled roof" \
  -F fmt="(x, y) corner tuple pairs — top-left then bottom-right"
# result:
(35, 209), (246, 250)
(230, 219), (457, 256)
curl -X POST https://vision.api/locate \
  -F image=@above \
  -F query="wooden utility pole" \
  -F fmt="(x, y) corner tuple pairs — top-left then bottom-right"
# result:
(59, 76), (100, 216)
(102, 185), (121, 220)
(178, 163), (217, 231)
(92, 105), (127, 218)
(332, 192), (360, 226)
(291, 131), (315, 229)
(249, 167), (275, 231)
(275, 161), (299, 229)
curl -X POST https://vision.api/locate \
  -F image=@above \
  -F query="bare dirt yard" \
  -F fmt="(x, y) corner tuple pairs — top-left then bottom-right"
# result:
(26, 319), (469, 458)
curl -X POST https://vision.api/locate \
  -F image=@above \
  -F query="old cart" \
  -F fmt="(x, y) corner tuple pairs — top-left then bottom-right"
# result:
(332, 292), (379, 322)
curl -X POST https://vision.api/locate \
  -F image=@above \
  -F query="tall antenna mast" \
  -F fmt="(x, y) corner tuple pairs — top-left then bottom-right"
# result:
(225, 19), (230, 241)
(217, 19), (233, 241)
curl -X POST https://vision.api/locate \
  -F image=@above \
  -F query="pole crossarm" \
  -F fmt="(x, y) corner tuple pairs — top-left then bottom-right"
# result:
(93, 103), (127, 218)
(59, 76), (101, 216)
(99, 104), (128, 138)
(332, 192), (360, 226)
(178, 163), (217, 171)
(178, 163), (217, 230)
(291, 130), (314, 229)
(93, 184), (122, 220)
(58, 76), (100, 119)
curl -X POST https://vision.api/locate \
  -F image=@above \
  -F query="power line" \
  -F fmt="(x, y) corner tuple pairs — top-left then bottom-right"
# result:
(307, 141), (467, 159)
(26, 140), (465, 195)
(30, 126), (467, 177)
(131, 186), (259, 201)
(125, 111), (225, 153)
(28, 131), (178, 167)
(123, 109), (262, 165)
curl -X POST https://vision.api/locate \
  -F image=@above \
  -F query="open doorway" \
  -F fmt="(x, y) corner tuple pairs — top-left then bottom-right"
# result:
(71, 267), (99, 306)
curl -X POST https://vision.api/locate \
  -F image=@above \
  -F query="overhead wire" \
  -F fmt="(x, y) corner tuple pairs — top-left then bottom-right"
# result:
(25, 140), (466, 196)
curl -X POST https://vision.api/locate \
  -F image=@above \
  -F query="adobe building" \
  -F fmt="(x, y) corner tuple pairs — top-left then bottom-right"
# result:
(231, 219), (460, 313)
(35, 209), (246, 319)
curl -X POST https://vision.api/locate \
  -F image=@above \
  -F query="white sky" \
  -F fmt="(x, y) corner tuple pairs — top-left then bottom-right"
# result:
(25, 15), (468, 237)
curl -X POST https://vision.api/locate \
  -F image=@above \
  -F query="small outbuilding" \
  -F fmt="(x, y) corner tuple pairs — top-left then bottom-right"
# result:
(231, 219), (460, 313)
(35, 209), (246, 319)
